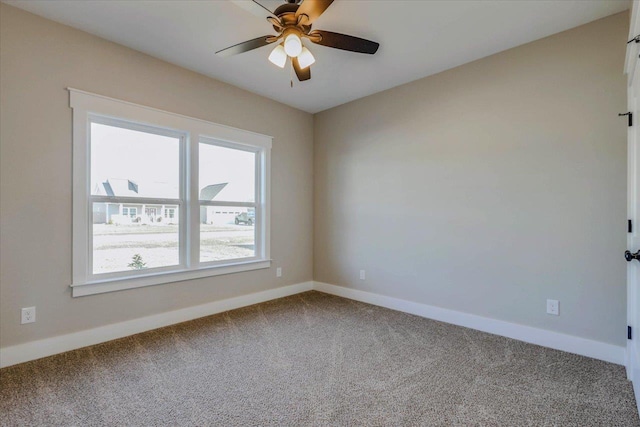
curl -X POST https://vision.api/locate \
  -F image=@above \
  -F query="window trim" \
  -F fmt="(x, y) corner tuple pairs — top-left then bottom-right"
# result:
(69, 88), (272, 297)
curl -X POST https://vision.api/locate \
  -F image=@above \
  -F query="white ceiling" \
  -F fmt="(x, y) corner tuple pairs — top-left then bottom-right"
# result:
(4, 0), (630, 113)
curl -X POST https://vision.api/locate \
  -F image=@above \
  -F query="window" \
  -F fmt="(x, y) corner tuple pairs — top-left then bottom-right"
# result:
(70, 89), (272, 297)
(199, 140), (258, 264)
(122, 207), (137, 218)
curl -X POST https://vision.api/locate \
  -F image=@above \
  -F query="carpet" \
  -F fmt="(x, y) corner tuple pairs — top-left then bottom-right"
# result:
(0, 291), (638, 426)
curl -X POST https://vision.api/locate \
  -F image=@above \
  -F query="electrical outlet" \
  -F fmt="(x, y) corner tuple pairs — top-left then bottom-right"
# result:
(546, 299), (559, 316)
(359, 270), (366, 280)
(276, 267), (282, 277)
(21, 307), (36, 324)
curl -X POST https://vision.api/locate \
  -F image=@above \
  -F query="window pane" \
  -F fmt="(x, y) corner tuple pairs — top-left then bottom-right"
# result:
(199, 142), (255, 203)
(91, 122), (180, 199)
(200, 206), (255, 263)
(92, 203), (180, 274)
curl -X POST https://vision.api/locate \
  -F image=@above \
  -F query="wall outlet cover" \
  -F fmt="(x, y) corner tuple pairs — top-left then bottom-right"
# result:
(21, 307), (36, 324)
(546, 299), (559, 316)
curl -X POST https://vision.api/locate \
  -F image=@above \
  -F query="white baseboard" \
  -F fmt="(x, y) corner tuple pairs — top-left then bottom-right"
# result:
(0, 281), (313, 368)
(313, 281), (626, 365)
(0, 280), (627, 369)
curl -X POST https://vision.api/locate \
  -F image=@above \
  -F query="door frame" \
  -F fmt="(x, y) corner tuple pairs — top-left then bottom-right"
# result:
(625, 0), (640, 414)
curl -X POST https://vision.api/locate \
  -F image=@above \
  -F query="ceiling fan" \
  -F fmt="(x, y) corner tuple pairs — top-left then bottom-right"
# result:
(216, 0), (380, 82)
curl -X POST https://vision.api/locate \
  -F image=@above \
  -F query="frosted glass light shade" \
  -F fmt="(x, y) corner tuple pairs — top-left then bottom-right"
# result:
(284, 34), (302, 57)
(268, 44), (287, 68)
(297, 47), (315, 69)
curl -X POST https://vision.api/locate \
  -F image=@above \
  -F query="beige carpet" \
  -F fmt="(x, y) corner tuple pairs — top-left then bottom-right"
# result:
(0, 291), (638, 426)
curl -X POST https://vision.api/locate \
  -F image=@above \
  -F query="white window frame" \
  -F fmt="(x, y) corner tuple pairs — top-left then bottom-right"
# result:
(198, 137), (262, 266)
(70, 88), (272, 297)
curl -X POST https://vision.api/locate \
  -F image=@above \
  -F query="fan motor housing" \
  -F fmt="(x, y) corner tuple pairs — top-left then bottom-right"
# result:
(274, 3), (299, 17)
(273, 4), (311, 35)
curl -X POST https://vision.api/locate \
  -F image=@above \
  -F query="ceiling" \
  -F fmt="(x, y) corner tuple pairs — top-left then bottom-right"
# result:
(4, 0), (630, 113)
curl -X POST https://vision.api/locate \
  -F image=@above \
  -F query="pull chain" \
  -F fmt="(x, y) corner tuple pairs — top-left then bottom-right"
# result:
(290, 59), (294, 88)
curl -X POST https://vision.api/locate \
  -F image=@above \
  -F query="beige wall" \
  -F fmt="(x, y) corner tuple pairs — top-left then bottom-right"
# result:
(0, 4), (630, 351)
(0, 4), (313, 347)
(314, 12), (629, 346)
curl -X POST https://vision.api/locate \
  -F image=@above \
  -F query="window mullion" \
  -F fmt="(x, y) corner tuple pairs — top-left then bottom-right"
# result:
(255, 150), (262, 259)
(187, 131), (200, 268)
(198, 201), (257, 208)
(178, 133), (188, 269)
(90, 196), (182, 205)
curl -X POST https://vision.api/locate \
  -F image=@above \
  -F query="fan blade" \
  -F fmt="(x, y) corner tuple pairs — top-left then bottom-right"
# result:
(296, 0), (334, 24)
(292, 57), (311, 81)
(310, 30), (379, 54)
(216, 36), (274, 57)
(231, 0), (275, 20)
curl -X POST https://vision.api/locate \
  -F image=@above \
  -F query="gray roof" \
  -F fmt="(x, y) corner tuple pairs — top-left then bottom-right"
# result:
(94, 179), (227, 200)
(200, 183), (228, 201)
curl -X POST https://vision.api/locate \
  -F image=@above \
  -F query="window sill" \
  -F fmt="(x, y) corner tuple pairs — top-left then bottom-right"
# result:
(71, 259), (272, 297)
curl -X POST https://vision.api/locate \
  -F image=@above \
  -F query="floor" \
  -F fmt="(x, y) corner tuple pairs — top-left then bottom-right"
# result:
(0, 291), (638, 426)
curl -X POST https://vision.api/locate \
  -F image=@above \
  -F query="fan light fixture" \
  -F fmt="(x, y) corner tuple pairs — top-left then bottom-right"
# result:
(297, 47), (315, 69)
(268, 44), (287, 68)
(217, 0), (380, 83)
(284, 33), (302, 57)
